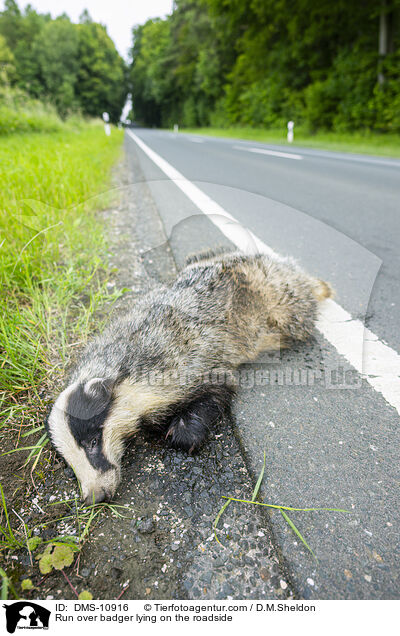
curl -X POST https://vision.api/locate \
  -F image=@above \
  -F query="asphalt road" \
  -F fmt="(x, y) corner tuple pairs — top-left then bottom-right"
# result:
(124, 129), (400, 599)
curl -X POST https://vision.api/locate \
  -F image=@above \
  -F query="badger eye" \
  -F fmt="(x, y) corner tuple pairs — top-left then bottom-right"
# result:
(89, 437), (98, 450)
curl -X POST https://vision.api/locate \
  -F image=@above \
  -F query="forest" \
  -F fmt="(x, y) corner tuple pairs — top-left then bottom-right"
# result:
(129, 0), (400, 133)
(2, 1), (400, 134)
(0, 0), (127, 123)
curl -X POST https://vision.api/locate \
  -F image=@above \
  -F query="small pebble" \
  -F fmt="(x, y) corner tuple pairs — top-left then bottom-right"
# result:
(137, 518), (155, 534)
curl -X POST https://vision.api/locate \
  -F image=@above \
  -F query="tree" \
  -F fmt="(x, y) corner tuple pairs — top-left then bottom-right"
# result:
(76, 21), (127, 122)
(0, 33), (15, 85)
(32, 18), (79, 116)
(130, 19), (172, 126)
(0, 0), (128, 121)
(0, 2), (50, 96)
(129, 0), (232, 127)
(0, 0), (21, 50)
(79, 9), (92, 24)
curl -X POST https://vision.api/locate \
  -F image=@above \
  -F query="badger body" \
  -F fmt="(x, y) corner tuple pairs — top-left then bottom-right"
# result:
(46, 249), (332, 503)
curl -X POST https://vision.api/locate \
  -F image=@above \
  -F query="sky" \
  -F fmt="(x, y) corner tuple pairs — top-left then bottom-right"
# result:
(0, 0), (174, 59)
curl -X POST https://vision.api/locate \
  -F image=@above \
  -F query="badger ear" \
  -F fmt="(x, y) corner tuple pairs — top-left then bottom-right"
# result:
(65, 378), (115, 420)
(84, 377), (114, 400)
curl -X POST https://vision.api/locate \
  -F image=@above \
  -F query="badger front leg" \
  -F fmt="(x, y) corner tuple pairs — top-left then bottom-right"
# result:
(165, 384), (234, 454)
(165, 404), (208, 453)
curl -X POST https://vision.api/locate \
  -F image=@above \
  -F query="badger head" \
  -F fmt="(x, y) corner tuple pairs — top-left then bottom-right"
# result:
(46, 378), (122, 504)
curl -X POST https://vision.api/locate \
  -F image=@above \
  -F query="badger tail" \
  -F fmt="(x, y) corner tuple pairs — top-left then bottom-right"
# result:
(313, 279), (334, 301)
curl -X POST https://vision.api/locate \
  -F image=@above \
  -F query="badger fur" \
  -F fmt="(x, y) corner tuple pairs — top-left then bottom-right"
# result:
(46, 249), (332, 504)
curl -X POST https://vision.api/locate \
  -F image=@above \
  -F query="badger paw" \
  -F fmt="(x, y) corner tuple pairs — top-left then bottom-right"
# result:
(165, 410), (207, 454)
(164, 387), (233, 453)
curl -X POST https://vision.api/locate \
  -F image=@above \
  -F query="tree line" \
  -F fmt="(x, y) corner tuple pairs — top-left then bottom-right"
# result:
(129, 0), (400, 132)
(0, 0), (127, 122)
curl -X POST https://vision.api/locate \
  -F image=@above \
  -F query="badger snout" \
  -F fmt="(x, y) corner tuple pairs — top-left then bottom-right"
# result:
(83, 487), (110, 506)
(80, 467), (120, 506)
(74, 460), (120, 506)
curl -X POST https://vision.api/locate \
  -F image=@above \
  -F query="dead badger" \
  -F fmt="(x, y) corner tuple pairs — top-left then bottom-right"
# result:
(46, 249), (332, 504)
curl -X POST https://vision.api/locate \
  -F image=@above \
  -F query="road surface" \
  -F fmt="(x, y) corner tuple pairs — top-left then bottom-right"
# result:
(124, 129), (400, 599)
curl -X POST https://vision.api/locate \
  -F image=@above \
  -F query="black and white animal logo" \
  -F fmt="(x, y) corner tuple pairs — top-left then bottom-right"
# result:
(3, 602), (50, 633)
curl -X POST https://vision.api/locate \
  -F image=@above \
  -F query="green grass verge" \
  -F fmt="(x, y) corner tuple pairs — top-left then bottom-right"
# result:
(183, 126), (400, 158)
(0, 121), (124, 443)
(0, 102), (63, 136)
(0, 88), (64, 136)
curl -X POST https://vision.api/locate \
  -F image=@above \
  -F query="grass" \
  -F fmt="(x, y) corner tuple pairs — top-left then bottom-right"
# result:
(0, 119), (125, 596)
(214, 451), (350, 560)
(0, 102), (62, 136)
(0, 121), (124, 435)
(0, 87), (63, 136)
(182, 126), (400, 158)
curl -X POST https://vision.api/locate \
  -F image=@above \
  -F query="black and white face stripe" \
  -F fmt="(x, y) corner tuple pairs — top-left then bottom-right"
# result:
(66, 380), (116, 473)
(46, 379), (121, 505)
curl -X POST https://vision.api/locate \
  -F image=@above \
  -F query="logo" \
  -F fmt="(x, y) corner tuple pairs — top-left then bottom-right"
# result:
(3, 602), (50, 634)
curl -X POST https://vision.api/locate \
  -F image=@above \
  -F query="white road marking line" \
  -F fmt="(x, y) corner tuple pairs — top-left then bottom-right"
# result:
(233, 145), (303, 161)
(200, 134), (400, 168)
(187, 137), (205, 143)
(127, 129), (400, 415)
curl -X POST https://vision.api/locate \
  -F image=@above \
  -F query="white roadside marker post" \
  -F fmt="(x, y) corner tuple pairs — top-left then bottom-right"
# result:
(287, 120), (294, 143)
(173, 123), (179, 133)
(102, 111), (111, 136)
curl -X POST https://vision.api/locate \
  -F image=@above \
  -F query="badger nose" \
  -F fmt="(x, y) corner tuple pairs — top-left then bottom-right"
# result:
(84, 489), (108, 506)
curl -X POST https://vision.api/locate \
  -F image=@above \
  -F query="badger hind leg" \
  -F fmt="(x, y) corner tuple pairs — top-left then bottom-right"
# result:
(165, 384), (234, 454)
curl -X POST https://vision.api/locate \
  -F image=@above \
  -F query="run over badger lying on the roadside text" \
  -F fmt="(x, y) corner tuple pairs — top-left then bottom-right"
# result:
(46, 249), (332, 504)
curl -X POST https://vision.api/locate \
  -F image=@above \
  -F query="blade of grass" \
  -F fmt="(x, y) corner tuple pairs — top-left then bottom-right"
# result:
(79, 494), (101, 543)
(21, 426), (45, 438)
(12, 509), (33, 567)
(0, 483), (22, 548)
(213, 498), (232, 546)
(75, 496), (81, 540)
(0, 566), (19, 600)
(280, 509), (317, 561)
(252, 450), (266, 502)
(213, 450), (268, 546)
(221, 496), (351, 513)
(0, 567), (8, 600)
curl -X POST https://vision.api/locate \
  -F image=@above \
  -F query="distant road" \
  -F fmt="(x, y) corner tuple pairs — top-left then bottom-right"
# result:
(127, 129), (400, 352)
(125, 129), (400, 599)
